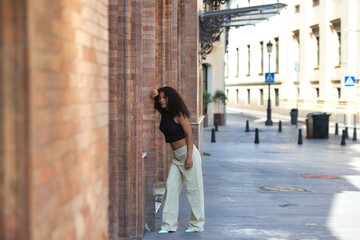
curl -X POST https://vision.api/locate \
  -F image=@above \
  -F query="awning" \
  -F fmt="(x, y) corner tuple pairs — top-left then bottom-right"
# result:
(199, 3), (287, 58)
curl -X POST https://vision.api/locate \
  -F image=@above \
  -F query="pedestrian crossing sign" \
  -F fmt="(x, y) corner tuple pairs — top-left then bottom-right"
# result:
(345, 76), (355, 87)
(265, 73), (275, 83)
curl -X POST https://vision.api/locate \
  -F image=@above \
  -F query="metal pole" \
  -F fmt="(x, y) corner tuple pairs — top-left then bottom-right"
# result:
(296, 68), (299, 128)
(344, 114), (346, 127)
(355, 115), (357, 128)
(265, 53), (273, 126)
(296, 71), (299, 110)
(354, 114), (357, 141)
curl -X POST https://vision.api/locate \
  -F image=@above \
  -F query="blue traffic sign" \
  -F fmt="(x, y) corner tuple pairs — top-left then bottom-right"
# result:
(265, 73), (275, 83)
(345, 76), (355, 87)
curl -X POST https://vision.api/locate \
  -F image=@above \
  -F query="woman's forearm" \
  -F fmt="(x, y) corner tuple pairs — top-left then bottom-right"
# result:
(186, 135), (193, 158)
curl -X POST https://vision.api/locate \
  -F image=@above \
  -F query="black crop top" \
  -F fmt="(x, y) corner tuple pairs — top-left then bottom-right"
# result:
(159, 111), (186, 143)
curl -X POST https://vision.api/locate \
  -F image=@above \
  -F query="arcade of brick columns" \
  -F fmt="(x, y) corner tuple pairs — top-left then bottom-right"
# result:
(0, 0), (203, 240)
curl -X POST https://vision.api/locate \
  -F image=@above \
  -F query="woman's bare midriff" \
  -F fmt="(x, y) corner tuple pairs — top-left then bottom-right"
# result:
(169, 138), (187, 151)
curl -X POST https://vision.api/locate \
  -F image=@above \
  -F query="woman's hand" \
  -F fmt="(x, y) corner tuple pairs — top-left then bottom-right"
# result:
(185, 156), (193, 169)
(150, 89), (159, 99)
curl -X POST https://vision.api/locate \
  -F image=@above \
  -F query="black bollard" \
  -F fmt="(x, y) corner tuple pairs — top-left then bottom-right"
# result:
(215, 120), (219, 132)
(345, 127), (349, 139)
(353, 115), (357, 141)
(211, 128), (216, 143)
(341, 130), (346, 146)
(246, 120), (250, 132)
(278, 121), (282, 132)
(335, 123), (338, 135)
(353, 128), (357, 141)
(254, 128), (259, 144)
(298, 129), (303, 145)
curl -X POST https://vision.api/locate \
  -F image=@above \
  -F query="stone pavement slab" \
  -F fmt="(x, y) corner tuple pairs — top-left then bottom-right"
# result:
(143, 112), (360, 240)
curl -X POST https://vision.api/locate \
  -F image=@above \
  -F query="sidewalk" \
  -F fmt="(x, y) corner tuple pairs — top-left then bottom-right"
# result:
(227, 106), (359, 130)
(143, 111), (360, 240)
(226, 107), (306, 123)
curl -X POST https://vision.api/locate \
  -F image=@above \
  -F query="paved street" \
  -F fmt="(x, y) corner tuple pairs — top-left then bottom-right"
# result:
(143, 110), (360, 240)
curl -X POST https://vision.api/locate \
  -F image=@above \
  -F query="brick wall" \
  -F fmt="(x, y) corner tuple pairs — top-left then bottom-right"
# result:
(1, 0), (109, 239)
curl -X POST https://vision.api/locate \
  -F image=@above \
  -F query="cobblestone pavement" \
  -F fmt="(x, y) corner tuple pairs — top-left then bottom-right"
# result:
(143, 110), (360, 240)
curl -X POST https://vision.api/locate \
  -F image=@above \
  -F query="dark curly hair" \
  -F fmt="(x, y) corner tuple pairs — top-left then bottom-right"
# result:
(154, 86), (190, 118)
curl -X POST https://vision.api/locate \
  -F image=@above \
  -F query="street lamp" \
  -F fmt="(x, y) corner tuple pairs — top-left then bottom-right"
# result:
(265, 40), (273, 126)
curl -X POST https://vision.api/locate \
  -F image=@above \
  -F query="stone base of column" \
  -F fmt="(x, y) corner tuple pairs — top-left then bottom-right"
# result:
(190, 115), (205, 155)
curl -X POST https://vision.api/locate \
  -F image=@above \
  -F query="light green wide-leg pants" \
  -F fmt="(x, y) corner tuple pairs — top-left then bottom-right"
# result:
(161, 145), (205, 232)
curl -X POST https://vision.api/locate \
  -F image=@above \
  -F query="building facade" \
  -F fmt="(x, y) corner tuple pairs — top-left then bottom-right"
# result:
(0, 1), (203, 240)
(225, 0), (360, 124)
(201, 3), (227, 126)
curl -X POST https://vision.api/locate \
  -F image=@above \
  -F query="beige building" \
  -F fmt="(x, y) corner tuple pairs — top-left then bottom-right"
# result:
(202, 31), (227, 126)
(201, 1), (286, 126)
(201, 4), (227, 126)
(225, 0), (360, 125)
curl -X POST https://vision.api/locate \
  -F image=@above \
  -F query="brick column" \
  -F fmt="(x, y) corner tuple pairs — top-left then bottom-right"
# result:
(0, 1), (30, 239)
(28, 0), (110, 239)
(183, 0), (203, 152)
(142, 0), (158, 231)
(109, 1), (145, 239)
(154, 0), (179, 189)
(183, 0), (201, 119)
(2, 0), (110, 239)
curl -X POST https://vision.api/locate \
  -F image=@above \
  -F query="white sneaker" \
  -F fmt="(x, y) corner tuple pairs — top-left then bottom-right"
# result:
(158, 229), (169, 234)
(185, 228), (197, 233)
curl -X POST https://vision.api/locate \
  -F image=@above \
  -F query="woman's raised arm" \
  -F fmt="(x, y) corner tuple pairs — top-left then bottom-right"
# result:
(150, 89), (159, 99)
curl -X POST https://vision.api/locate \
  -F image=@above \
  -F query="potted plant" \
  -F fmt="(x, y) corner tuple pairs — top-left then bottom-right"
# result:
(203, 90), (213, 127)
(212, 90), (227, 126)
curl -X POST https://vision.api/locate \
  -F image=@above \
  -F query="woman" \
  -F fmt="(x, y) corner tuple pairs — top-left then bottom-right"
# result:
(150, 86), (205, 234)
